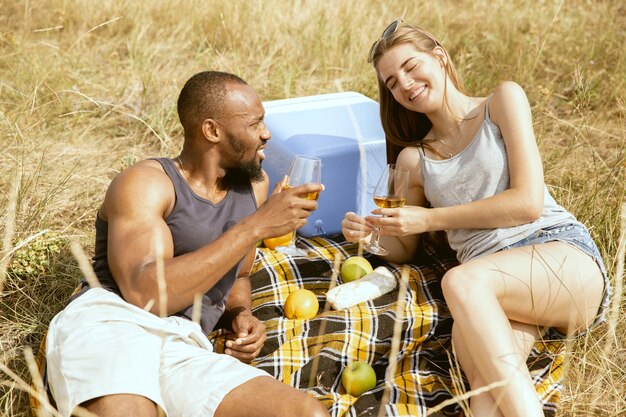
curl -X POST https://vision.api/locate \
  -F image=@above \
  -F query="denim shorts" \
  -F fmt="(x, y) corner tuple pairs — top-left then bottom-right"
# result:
(499, 222), (612, 333)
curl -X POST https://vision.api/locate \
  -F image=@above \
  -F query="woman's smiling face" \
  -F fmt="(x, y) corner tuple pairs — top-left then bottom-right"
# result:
(376, 43), (447, 113)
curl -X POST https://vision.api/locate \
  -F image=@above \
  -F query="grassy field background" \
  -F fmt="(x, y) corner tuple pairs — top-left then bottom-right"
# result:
(1, 0), (624, 416)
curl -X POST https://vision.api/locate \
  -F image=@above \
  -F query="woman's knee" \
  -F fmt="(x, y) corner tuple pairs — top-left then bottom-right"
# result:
(441, 265), (490, 305)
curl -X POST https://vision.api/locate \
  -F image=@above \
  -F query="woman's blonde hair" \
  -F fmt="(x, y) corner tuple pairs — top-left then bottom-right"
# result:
(368, 23), (466, 163)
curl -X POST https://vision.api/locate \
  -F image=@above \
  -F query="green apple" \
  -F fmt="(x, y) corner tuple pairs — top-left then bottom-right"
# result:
(340, 256), (373, 283)
(341, 361), (377, 397)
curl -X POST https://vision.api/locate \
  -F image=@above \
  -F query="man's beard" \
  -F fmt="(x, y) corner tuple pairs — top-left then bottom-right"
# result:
(225, 132), (264, 184)
(227, 159), (264, 184)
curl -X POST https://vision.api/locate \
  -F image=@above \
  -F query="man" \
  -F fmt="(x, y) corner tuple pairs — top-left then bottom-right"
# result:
(45, 71), (328, 417)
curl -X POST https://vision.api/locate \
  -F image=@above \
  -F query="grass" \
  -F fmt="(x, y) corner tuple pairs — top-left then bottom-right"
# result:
(1, 0), (624, 416)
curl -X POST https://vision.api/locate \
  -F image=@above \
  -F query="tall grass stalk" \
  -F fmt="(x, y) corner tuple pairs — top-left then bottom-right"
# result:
(377, 267), (409, 417)
(0, 172), (21, 294)
(307, 253), (341, 389)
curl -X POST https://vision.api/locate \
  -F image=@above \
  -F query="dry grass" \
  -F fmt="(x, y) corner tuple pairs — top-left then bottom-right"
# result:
(1, 0), (624, 416)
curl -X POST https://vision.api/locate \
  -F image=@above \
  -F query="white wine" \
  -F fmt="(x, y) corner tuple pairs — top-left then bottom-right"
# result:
(283, 185), (319, 201)
(364, 164), (409, 256)
(373, 196), (406, 208)
(301, 191), (320, 201)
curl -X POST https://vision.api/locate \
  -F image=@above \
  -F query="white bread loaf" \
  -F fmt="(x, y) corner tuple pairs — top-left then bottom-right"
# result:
(326, 266), (397, 310)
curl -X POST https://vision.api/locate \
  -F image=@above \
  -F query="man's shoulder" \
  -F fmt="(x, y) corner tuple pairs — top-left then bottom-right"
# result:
(115, 158), (169, 182)
(102, 159), (174, 218)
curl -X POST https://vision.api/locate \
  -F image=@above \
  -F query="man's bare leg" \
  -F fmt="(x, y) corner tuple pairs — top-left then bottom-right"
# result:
(79, 394), (159, 417)
(215, 376), (329, 417)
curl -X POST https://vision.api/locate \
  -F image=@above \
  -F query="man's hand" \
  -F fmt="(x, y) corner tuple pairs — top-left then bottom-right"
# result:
(249, 181), (324, 240)
(224, 309), (267, 363)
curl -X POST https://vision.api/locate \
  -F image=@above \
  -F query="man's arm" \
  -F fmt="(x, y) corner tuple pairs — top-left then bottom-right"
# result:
(222, 248), (266, 362)
(224, 249), (257, 322)
(223, 170), (272, 316)
(222, 172), (275, 362)
(103, 161), (321, 316)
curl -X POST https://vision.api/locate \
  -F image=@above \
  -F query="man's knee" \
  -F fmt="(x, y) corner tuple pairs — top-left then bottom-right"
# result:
(262, 385), (329, 417)
(215, 376), (329, 417)
(296, 394), (330, 417)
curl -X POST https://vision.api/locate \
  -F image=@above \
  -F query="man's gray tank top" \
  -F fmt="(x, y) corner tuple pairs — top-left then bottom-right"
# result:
(88, 157), (258, 334)
(419, 96), (576, 263)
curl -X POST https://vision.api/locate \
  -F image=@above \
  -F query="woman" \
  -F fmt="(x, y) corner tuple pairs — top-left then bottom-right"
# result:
(342, 20), (611, 417)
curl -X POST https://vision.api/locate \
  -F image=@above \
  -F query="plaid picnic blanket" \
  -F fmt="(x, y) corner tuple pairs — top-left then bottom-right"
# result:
(211, 234), (566, 417)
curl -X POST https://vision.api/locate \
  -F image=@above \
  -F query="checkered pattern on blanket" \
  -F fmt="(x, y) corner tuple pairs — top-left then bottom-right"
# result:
(216, 234), (566, 417)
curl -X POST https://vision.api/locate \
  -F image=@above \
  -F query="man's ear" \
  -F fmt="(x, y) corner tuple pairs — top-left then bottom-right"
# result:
(201, 119), (221, 144)
(432, 46), (448, 67)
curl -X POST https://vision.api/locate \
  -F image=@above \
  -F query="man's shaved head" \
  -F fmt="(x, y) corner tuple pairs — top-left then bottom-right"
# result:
(177, 71), (248, 136)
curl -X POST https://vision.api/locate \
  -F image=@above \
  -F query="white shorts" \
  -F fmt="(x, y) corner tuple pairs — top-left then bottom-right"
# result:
(45, 288), (268, 417)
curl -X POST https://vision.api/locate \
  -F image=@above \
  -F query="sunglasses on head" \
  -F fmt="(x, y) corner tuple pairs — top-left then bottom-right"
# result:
(367, 19), (440, 63)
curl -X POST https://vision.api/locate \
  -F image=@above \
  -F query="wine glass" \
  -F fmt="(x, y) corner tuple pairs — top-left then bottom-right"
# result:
(363, 164), (409, 256)
(275, 155), (322, 256)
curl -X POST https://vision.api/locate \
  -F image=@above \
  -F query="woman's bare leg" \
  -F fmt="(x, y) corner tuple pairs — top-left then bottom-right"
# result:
(441, 241), (604, 417)
(452, 320), (540, 417)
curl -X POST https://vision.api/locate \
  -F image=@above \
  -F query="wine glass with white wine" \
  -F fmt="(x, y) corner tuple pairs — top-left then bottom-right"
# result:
(363, 164), (409, 256)
(275, 155), (322, 256)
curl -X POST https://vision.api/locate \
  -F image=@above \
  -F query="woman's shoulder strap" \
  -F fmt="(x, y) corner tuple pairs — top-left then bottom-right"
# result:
(484, 94), (493, 123)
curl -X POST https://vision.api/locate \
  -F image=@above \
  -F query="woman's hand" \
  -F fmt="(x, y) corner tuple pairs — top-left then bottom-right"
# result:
(366, 206), (432, 236)
(342, 211), (375, 242)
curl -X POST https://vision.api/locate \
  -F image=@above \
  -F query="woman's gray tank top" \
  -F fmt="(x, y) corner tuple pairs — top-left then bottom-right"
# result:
(89, 157), (258, 334)
(419, 96), (576, 263)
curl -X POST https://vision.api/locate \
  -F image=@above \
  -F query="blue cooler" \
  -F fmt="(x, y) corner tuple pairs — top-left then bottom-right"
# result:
(262, 92), (387, 237)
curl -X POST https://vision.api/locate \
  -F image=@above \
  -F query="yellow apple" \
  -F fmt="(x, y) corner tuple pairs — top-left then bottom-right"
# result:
(340, 256), (373, 282)
(283, 288), (319, 319)
(341, 360), (377, 397)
